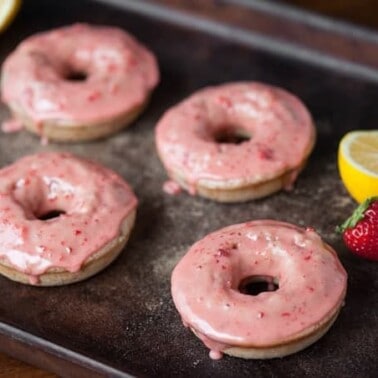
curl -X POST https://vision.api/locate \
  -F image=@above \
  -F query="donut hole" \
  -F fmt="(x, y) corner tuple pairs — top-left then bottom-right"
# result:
(12, 176), (79, 221)
(64, 69), (88, 82)
(38, 210), (66, 221)
(213, 127), (251, 145)
(239, 275), (279, 296)
(29, 203), (69, 221)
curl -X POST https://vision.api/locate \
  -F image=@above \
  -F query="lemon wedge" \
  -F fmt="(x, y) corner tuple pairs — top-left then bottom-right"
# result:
(338, 130), (378, 203)
(0, 0), (20, 33)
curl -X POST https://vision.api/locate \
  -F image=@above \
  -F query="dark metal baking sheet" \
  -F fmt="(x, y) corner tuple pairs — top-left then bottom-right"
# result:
(0, 0), (377, 376)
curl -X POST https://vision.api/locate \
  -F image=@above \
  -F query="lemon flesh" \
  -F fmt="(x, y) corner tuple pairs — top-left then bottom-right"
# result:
(0, 0), (21, 33)
(338, 130), (378, 203)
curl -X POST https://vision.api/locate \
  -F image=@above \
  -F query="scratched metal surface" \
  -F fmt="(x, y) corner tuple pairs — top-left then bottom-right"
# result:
(0, 0), (377, 377)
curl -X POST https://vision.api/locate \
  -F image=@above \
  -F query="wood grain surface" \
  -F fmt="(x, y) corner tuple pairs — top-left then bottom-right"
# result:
(0, 0), (377, 376)
(0, 353), (56, 377)
(282, 0), (378, 28)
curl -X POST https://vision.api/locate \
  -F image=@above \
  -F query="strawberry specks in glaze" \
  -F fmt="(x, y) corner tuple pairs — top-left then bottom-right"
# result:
(128, 56), (138, 67)
(257, 145), (274, 160)
(36, 245), (46, 254)
(87, 91), (101, 102)
(1, 24), (159, 135)
(171, 220), (347, 358)
(0, 152), (137, 279)
(214, 242), (238, 259)
(15, 177), (30, 188)
(217, 95), (232, 108)
(156, 83), (315, 198)
(106, 63), (117, 73)
(215, 248), (230, 258)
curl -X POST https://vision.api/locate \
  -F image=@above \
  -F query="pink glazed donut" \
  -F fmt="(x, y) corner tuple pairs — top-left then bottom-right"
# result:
(0, 152), (137, 286)
(156, 82), (315, 202)
(1, 23), (159, 141)
(171, 220), (347, 359)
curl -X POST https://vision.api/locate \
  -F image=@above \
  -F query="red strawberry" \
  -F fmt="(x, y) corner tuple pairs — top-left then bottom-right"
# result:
(337, 197), (378, 261)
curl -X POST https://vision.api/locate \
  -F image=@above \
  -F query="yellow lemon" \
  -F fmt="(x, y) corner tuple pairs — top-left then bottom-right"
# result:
(338, 130), (378, 203)
(0, 0), (21, 33)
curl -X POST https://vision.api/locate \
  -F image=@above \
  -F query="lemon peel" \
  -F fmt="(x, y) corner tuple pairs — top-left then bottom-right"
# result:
(0, 0), (21, 33)
(338, 130), (378, 203)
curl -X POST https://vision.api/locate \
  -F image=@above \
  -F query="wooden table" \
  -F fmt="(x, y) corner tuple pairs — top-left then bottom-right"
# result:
(283, 0), (378, 29)
(0, 0), (377, 376)
(0, 353), (55, 377)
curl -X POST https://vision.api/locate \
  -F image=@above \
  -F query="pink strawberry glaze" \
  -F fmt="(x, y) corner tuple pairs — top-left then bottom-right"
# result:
(0, 152), (137, 283)
(156, 82), (315, 189)
(171, 220), (347, 359)
(163, 180), (182, 195)
(1, 23), (159, 128)
(1, 118), (23, 133)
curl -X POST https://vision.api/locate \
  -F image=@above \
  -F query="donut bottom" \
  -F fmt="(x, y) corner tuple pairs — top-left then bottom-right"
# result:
(0, 209), (136, 286)
(224, 309), (341, 359)
(168, 161), (307, 203)
(191, 297), (344, 359)
(7, 98), (149, 142)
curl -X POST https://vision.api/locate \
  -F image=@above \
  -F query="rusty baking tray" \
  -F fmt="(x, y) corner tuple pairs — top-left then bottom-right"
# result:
(0, 0), (377, 376)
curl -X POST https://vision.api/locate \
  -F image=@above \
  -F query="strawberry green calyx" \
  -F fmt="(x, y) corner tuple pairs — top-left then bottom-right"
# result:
(337, 196), (378, 233)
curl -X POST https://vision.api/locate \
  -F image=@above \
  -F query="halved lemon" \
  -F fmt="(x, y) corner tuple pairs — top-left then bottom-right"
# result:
(0, 0), (20, 33)
(338, 130), (378, 203)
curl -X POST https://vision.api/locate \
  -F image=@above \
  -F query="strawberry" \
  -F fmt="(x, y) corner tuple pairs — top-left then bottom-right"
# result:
(337, 197), (378, 261)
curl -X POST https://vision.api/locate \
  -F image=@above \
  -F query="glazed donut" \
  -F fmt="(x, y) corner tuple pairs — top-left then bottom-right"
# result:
(0, 152), (137, 286)
(156, 82), (315, 202)
(171, 220), (347, 359)
(1, 23), (159, 141)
